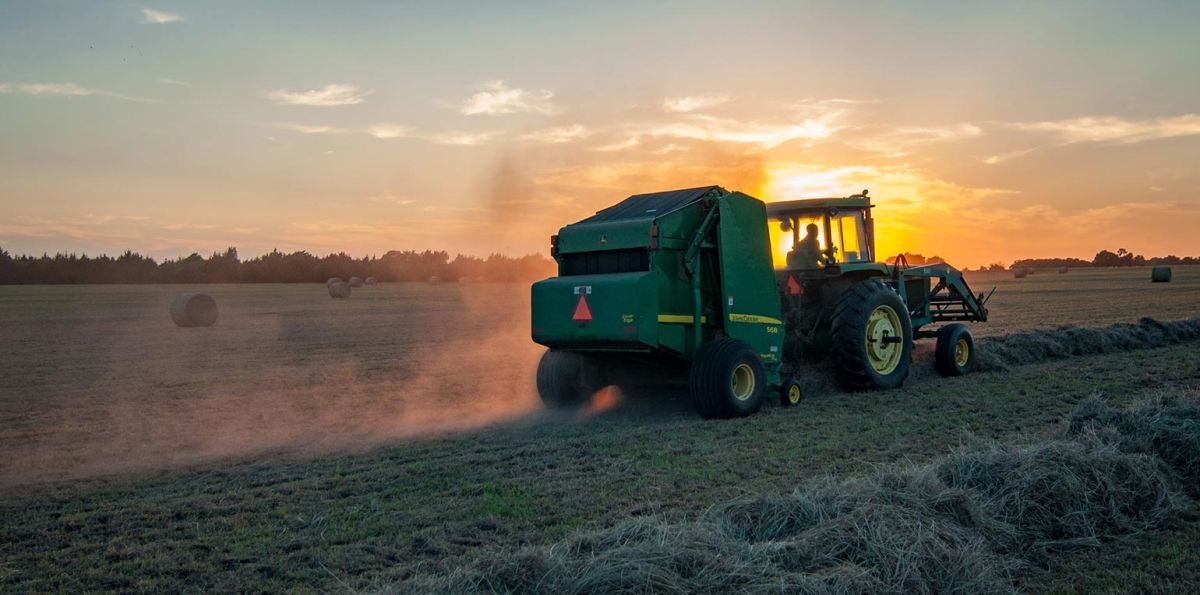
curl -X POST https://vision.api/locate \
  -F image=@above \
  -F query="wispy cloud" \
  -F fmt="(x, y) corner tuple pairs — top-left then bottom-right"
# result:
(267, 84), (369, 107)
(425, 131), (503, 145)
(853, 124), (983, 156)
(366, 193), (417, 206)
(159, 78), (193, 87)
(272, 122), (350, 135)
(661, 95), (730, 113)
(141, 8), (184, 24)
(1012, 114), (1200, 144)
(985, 114), (1200, 164)
(0, 82), (149, 102)
(641, 113), (841, 148)
(592, 137), (640, 152)
(366, 124), (414, 139)
(460, 80), (559, 115)
(519, 124), (592, 144)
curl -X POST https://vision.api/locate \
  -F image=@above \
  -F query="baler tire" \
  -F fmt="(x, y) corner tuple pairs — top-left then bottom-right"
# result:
(830, 280), (913, 391)
(536, 351), (601, 409)
(689, 338), (766, 419)
(780, 377), (803, 407)
(935, 323), (975, 377)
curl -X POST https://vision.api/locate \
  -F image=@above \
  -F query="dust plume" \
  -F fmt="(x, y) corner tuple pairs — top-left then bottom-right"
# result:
(0, 284), (544, 487)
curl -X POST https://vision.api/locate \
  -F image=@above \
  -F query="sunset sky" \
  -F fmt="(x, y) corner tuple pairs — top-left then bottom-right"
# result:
(2, 1), (1198, 268)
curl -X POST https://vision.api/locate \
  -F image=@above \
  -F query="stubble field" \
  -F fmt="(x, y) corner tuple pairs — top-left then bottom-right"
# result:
(1, 266), (1198, 592)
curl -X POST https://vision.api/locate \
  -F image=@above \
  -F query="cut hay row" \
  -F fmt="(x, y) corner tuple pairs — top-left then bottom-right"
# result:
(974, 317), (1200, 371)
(402, 397), (1200, 594)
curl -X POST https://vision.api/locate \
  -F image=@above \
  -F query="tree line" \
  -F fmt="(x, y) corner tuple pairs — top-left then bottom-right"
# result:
(0, 247), (556, 284)
(1008, 248), (1198, 271)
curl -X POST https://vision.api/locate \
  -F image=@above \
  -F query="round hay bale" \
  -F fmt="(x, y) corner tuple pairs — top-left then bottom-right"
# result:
(1058, 266), (1069, 274)
(365, 276), (378, 286)
(326, 277), (343, 288)
(428, 276), (443, 285)
(1151, 266), (1172, 283)
(170, 293), (218, 327)
(1013, 268), (1027, 279)
(348, 276), (364, 287)
(328, 281), (352, 298)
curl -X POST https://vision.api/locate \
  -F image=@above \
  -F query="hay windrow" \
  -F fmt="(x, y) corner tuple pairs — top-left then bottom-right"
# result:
(974, 317), (1200, 371)
(399, 398), (1196, 594)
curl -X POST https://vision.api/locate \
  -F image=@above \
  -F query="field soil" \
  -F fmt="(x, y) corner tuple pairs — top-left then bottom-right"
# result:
(0, 266), (1197, 591)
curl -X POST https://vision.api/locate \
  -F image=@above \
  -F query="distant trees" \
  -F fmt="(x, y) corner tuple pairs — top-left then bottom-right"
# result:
(1011, 249), (1197, 271)
(0, 246), (556, 284)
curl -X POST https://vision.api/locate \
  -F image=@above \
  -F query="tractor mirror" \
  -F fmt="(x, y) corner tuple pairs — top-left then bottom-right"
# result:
(780, 219), (792, 232)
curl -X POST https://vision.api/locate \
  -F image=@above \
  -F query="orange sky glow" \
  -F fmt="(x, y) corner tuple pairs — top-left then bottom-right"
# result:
(2, 2), (1198, 269)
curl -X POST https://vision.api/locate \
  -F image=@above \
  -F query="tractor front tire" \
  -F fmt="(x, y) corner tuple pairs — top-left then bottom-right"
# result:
(536, 350), (604, 409)
(830, 280), (913, 391)
(689, 338), (766, 419)
(935, 323), (975, 377)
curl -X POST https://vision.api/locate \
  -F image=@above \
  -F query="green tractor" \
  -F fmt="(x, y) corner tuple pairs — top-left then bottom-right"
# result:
(531, 186), (990, 418)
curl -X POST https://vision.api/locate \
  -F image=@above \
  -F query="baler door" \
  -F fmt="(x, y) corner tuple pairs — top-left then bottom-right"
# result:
(716, 193), (784, 365)
(531, 271), (657, 350)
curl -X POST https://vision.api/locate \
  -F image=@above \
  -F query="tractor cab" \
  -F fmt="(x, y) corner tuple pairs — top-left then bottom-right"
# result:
(765, 190), (876, 272)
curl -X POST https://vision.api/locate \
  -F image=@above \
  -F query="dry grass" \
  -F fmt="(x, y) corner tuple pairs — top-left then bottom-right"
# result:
(405, 397), (1196, 594)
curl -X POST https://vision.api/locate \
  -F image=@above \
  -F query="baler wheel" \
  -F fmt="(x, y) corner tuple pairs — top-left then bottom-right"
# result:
(780, 377), (803, 407)
(689, 338), (766, 419)
(830, 280), (913, 390)
(536, 351), (603, 409)
(935, 323), (975, 377)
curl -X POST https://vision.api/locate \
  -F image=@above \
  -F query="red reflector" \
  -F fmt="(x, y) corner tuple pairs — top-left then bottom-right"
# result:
(787, 275), (802, 295)
(572, 295), (593, 322)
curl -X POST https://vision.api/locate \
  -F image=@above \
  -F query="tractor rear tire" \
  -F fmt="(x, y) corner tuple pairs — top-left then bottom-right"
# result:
(536, 350), (604, 409)
(689, 338), (766, 419)
(830, 280), (913, 391)
(935, 323), (975, 377)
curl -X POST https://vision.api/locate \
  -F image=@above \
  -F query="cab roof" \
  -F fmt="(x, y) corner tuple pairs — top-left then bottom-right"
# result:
(764, 195), (872, 216)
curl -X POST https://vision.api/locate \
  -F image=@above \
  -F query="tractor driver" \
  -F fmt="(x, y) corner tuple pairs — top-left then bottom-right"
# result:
(787, 223), (822, 269)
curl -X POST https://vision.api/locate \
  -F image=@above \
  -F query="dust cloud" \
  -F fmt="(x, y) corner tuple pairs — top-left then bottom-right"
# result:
(0, 284), (545, 487)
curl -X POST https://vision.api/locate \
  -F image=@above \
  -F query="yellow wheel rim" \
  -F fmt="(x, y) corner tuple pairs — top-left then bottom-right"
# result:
(865, 304), (904, 375)
(954, 338), (970, 367)
(787, 384), (802, 404)
(731, 363), (756, 401)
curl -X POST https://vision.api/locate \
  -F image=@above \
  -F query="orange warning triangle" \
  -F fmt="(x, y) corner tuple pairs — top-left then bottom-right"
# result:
(572, 295), (593, 322)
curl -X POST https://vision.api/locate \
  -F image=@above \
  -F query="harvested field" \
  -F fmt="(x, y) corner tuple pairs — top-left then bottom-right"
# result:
(0, 266), (1198, 592)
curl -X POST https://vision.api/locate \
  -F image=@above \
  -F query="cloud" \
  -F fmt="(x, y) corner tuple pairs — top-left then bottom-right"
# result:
(0, 82), (149, 102)
(272, 122), (350, 135)
(159, 78), (194, 87)
(641, 113), (841, 148)
(366, 124), (414, 139)
(661, 95), (730, 113)
(984, 114), (1200, 164)
(1012, 114), (1200, 144)
(592, 137), (641, 152)
(272, 121), (502, 146)
(460, 80), (559, 115)
(519, 124), (592, 144)
(853, 124), (983, 157)
(425, 131), (502, 146)
(267, 84), (369, 107)
(141, 8), (184, 24)
(366, 193), (417, 206)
